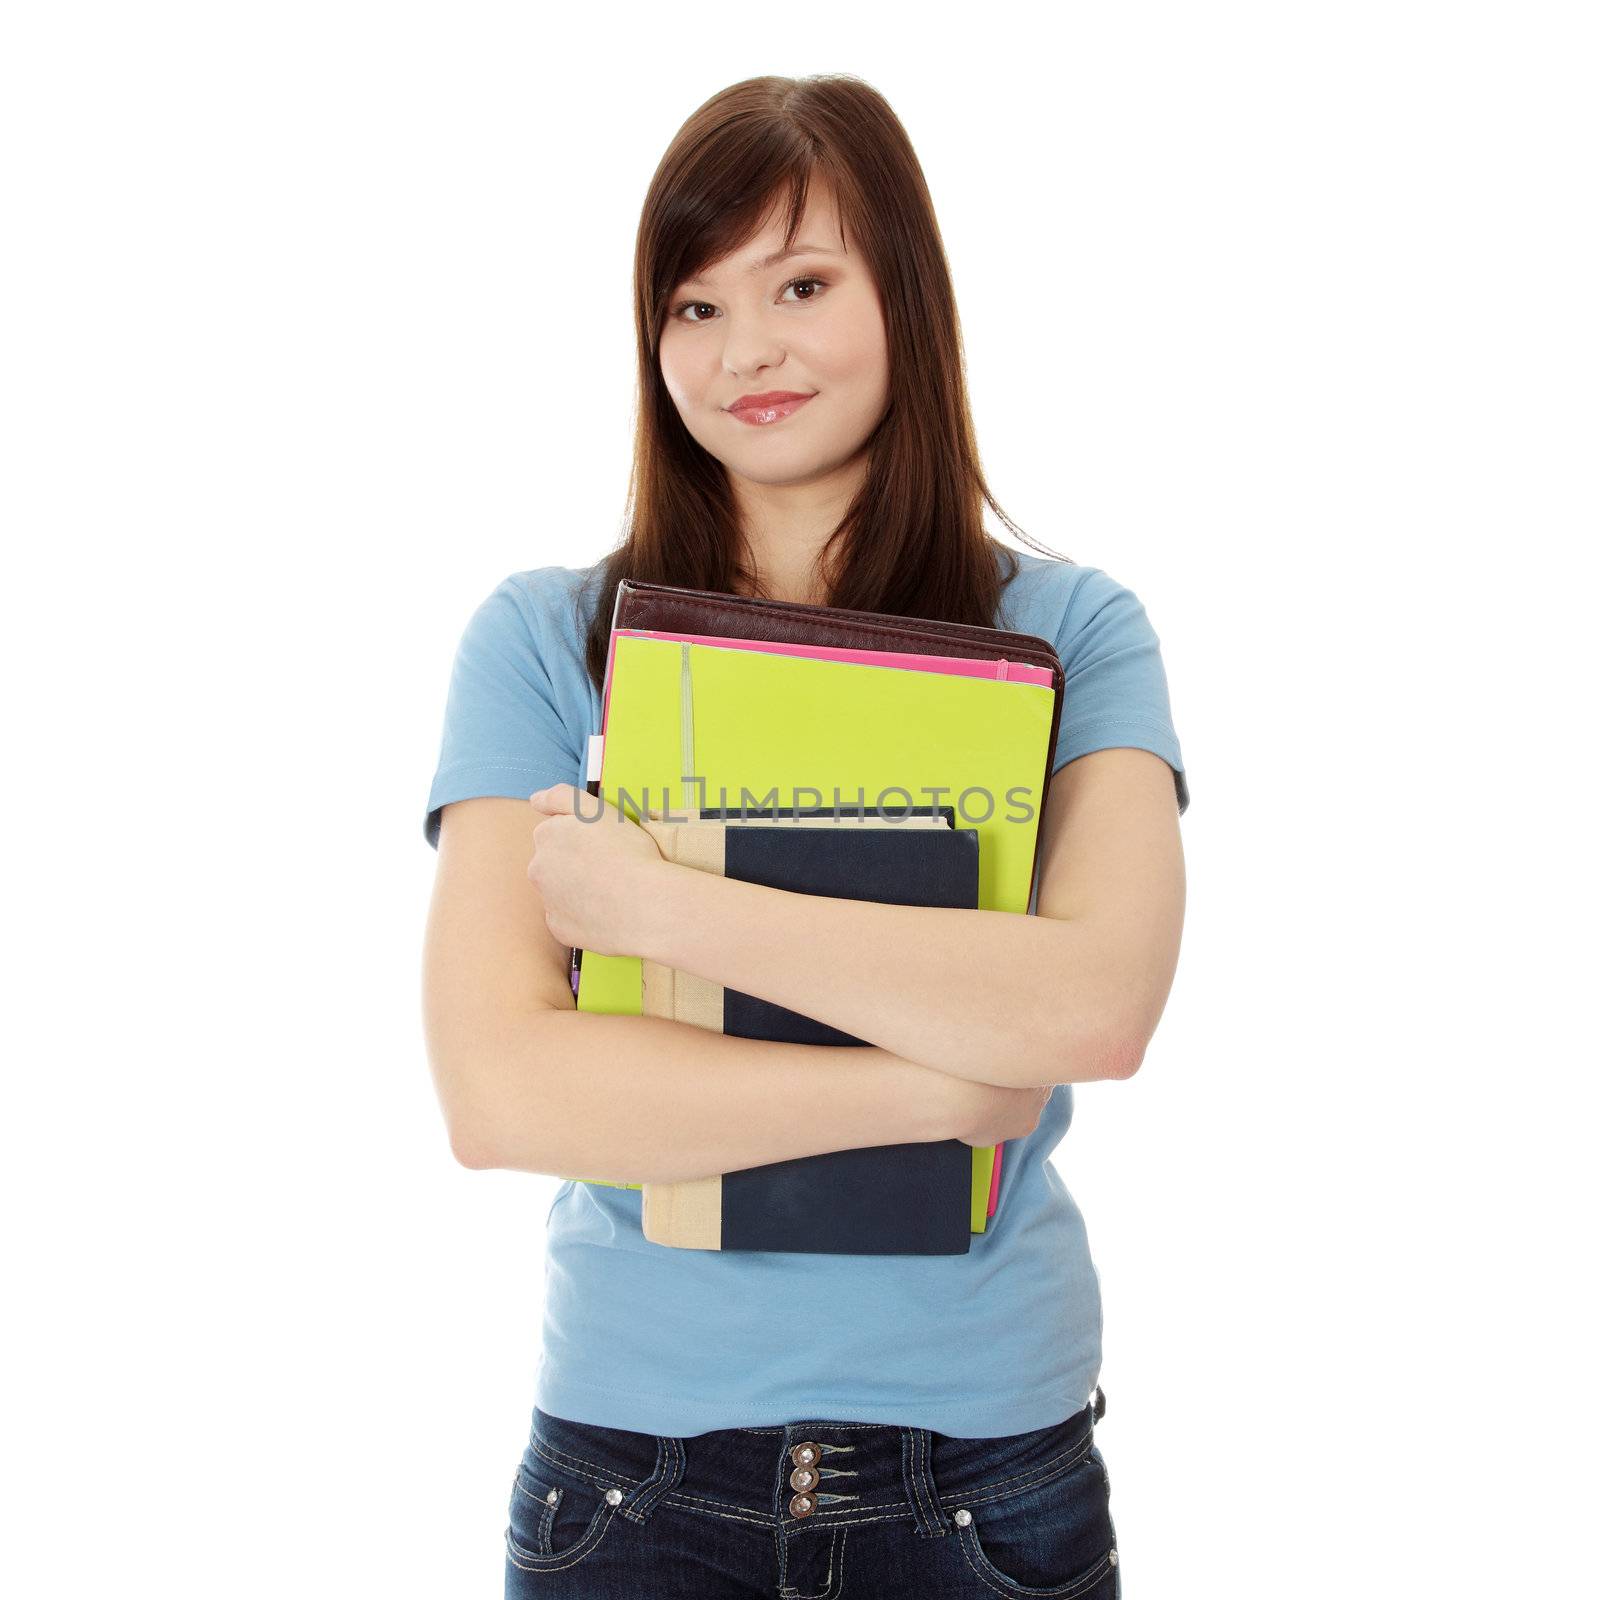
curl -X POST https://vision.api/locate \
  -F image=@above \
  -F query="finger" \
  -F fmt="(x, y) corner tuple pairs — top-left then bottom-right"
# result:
(529, 783), (574, 812)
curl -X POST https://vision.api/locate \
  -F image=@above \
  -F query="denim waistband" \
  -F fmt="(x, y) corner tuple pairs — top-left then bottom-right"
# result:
(528, 1396), (1101, 1537)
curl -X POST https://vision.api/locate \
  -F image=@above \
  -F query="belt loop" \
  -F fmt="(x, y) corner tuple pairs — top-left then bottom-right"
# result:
(627, 1433), (685, 1523)
(1092, 1385), (1106, 1422)
(900, 1426), (947, 1538)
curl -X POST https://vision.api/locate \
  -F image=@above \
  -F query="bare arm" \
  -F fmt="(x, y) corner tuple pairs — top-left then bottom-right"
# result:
(422, 795), (977, 1179)
(463, 1010), (948, 1182)
(628, 748), (1188, 1089)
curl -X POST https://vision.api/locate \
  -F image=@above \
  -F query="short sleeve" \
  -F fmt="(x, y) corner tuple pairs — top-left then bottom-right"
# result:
(423, 575), (587, 849)
(1052, 566), (1189, 814)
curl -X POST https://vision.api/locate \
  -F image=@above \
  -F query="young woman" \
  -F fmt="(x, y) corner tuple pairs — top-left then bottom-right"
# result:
(422, 73), (1187, 1599)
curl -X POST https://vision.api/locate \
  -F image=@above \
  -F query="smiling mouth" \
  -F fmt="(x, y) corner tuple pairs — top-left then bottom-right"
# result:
(725, 394), (816, 426)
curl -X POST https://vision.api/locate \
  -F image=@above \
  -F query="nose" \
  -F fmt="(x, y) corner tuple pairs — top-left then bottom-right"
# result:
(719, 323), (787, 384)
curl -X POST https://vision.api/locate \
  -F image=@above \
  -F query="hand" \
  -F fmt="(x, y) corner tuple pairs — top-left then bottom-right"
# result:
(943, 1076), (1055, 1148)
(527, 784), (671, 955)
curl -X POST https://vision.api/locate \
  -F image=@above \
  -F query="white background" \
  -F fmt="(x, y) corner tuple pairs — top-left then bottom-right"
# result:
(5, 3), (1594, 1595)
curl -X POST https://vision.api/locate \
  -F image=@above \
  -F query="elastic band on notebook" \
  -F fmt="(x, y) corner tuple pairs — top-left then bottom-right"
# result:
(679, 641), (696, 814)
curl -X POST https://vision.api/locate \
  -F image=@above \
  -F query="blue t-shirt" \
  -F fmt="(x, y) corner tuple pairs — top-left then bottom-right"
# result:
(424, 548), (1188, 1439)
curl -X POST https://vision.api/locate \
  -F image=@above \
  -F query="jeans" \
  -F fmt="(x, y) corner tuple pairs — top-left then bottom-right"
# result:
(504, 1388), (1119, 1598)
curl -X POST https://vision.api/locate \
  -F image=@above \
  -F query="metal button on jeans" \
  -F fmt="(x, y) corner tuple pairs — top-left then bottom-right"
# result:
(789, 1491), (816, 1518)
(789, 1441), (820, 1468)
(789, 1464), (818, 1492)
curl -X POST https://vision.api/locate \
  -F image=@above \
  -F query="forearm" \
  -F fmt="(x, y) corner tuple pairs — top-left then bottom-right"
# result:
(635, 862), (1126, 1089)
(470, 1008), (951, 1183)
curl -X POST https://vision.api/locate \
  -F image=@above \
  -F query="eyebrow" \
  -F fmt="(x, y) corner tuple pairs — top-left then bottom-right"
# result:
(681, 244), (841, 288)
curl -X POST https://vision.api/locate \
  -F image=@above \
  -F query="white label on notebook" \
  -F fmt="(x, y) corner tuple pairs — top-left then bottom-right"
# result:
(586, 733), (604, 781)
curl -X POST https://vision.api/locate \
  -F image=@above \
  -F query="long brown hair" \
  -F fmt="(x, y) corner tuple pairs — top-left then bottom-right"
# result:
(578, 72), (1070, 694)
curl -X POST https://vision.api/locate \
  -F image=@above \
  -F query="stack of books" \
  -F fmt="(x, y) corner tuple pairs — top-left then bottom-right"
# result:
(564, 580), (1065, 1257)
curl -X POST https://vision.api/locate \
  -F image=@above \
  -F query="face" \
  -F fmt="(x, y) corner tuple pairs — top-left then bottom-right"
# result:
(657, 180), (890, 494)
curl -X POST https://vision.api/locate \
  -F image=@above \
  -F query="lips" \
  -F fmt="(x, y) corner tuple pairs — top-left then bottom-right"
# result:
(727, 390), (813, 412)
(726, 392), (815, 426)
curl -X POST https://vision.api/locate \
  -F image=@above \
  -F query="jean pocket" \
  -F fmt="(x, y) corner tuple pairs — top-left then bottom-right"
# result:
(504, 1443), (628, 1576)
(951, 1443), (1117, 1597)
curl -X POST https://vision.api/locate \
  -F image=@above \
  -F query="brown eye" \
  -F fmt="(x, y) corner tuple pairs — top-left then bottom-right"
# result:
(669, 274), (828, 325)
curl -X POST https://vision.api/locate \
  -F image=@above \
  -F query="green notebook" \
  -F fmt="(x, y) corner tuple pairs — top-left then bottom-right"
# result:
(573, 634), (1058, 1234)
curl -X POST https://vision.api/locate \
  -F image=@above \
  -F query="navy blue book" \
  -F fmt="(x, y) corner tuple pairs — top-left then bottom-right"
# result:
(638, 806), (980, 1256)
